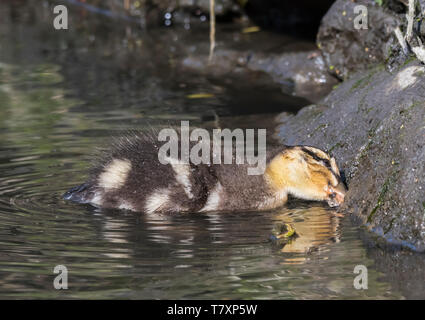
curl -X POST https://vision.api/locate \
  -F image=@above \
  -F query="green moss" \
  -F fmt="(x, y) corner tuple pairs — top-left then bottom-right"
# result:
(357, 92), (368, 113)
(350, 65), (383, 94)
(351, 78), (366, 92)
(398, 55), (417, 71)
(328, 142), (345, 153)
(384, 218), (395, 235)
(359, 141), (373, 162)
(367, 171), (398, 223)
(368, 178), (390, 223)
(309, 123), (327, 137)
(414, 70), (425, 77)
(406, 100), (423, 110)
(398, 101), (424, 121)
(358, 124), (380, 161)
(365, 106), (374, 114)
(367, 126), (378, 138)
(350, 74), (372, 93)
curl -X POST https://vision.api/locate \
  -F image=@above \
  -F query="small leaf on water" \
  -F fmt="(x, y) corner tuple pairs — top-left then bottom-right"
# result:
(186, 93), (214, 99)
(242, 26), (260, 33)
(280, 224), (296, 238)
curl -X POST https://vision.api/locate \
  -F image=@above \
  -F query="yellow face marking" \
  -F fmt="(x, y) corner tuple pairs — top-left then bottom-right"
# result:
(264, 146), (345, 205)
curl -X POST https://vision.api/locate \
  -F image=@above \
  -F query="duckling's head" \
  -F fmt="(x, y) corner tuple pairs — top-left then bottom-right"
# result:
(266, 146), (346, 207)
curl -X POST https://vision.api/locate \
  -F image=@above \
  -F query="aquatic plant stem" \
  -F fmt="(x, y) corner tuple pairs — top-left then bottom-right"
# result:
(395, 0), (425, 63)
(395, 27), (409, 55)
(124, 0), (130, 11)
(209, 0), (216, 63)
(406, 0), (415, 41)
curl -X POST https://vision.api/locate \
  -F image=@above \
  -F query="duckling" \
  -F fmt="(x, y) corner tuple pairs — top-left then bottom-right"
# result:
(63, 135), (346, 213)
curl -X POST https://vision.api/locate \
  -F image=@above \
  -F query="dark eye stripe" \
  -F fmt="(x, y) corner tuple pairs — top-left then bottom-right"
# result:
(301, 147), (341, 181)
(301, 147), (330, 167)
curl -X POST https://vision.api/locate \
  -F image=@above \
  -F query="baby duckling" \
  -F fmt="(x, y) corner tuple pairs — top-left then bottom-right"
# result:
(64, 135), (346, 213)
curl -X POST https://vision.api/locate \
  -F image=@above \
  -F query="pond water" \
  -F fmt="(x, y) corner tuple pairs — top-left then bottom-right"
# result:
(0, 1), (407, 299)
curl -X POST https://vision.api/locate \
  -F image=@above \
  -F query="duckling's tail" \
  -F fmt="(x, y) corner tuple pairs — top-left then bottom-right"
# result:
(63, 183), (95, 204)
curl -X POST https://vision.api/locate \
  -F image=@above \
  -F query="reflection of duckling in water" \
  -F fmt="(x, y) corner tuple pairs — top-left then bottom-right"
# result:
(64, 134), (346, 213)
(271, 206), (343, 254)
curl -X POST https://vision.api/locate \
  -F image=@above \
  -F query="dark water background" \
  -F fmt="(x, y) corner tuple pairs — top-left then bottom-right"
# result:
(0, 1), (411, 299)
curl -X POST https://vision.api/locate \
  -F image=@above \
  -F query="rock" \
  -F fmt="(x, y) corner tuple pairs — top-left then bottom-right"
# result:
(179, 28), (338, 102)
(275, 60), (425, 252)
(246, 50), (339, 102)
(317, 0), (401, 79)
(182, 49), (339, 102)
(360, 227), (425, 299)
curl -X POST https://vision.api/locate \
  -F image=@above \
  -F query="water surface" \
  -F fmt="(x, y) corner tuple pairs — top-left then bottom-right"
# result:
(0, 0), (407, 299)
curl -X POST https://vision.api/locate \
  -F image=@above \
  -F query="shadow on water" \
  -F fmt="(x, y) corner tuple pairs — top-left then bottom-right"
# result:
(0, 0), (416, 299)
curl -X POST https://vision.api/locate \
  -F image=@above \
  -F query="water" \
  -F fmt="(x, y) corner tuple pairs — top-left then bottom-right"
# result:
(0, 1), (409, 299)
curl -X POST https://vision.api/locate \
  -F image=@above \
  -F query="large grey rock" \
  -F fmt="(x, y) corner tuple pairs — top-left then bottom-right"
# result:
(276, 60), (425, 252)
(317, 0), (401, 79)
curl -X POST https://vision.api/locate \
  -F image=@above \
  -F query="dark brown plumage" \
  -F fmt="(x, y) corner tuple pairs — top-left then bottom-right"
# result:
(64, 133), (346, 213)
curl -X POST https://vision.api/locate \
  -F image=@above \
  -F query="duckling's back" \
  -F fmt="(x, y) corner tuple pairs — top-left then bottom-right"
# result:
(64, 133), (279, 213)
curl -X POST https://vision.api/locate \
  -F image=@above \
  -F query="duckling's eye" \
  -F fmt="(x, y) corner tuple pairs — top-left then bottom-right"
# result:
(327, 183), (337, 198)
(328, 179), (338, 188)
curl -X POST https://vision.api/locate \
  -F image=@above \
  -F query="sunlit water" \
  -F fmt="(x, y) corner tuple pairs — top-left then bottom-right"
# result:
(0, 1), (405, 299)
